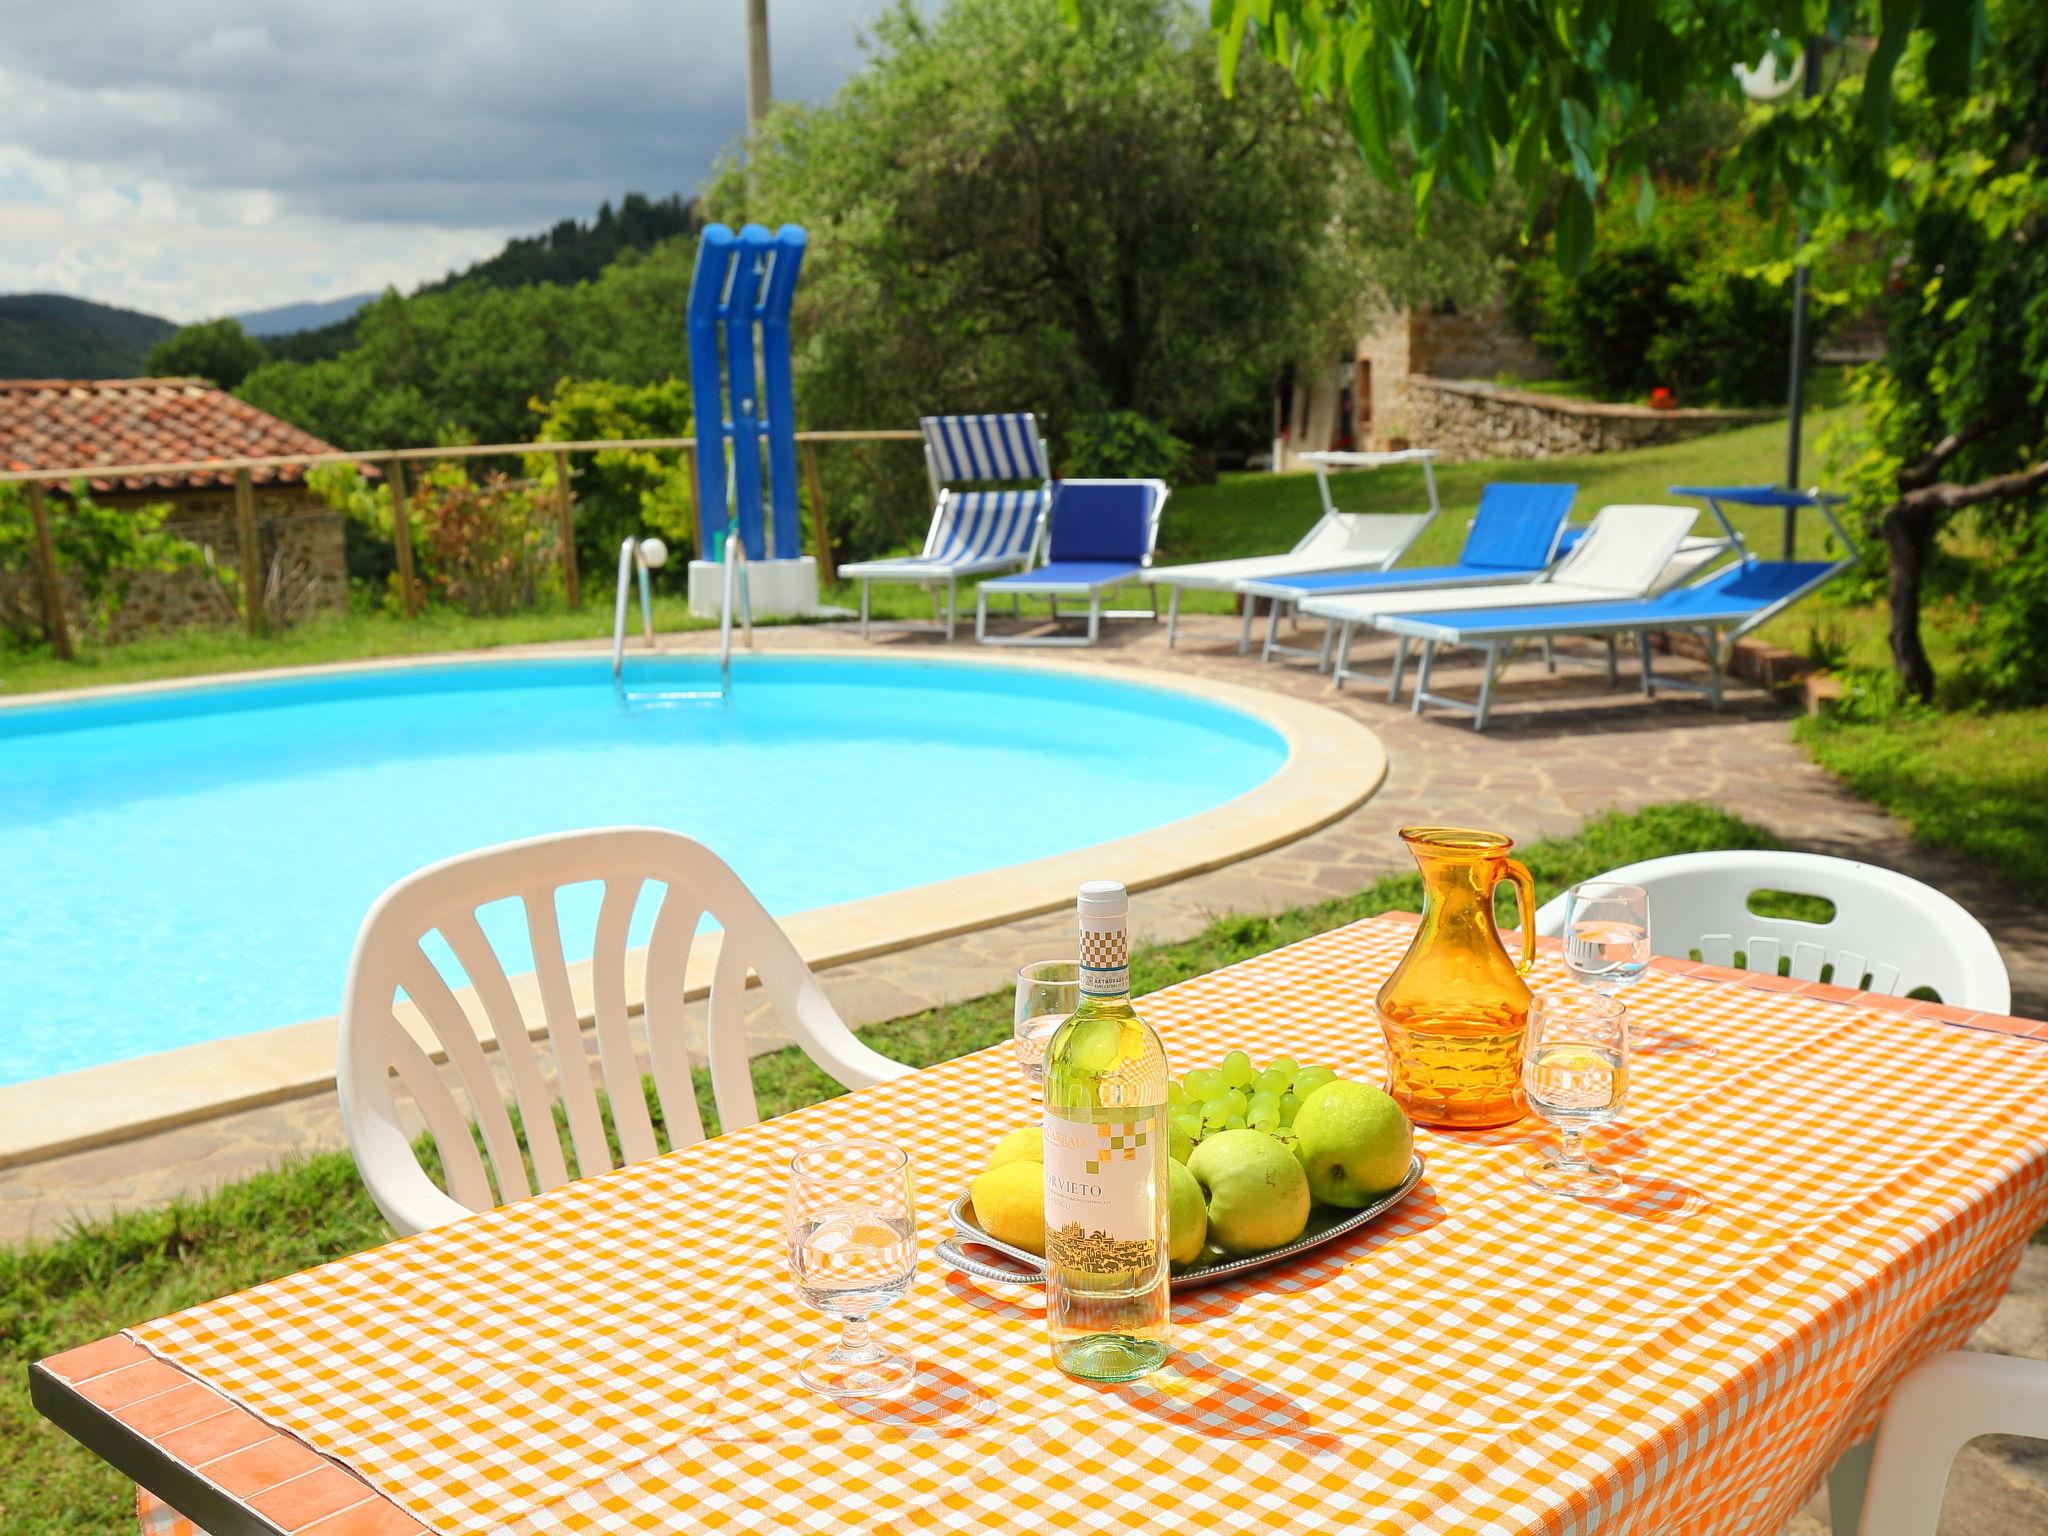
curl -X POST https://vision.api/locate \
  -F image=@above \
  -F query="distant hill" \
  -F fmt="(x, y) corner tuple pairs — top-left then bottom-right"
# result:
(235, 293), (377, 337)
(265, 192), (701, 363)
(0, 294), (177, 379)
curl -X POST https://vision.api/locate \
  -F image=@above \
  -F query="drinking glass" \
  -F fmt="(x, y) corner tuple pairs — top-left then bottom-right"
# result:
(1521, 993), (1628, 1197)
(785, 1138), (917, 1399)
(1014, 961), (1078, 1087)
(1562, 881), (1651, 997)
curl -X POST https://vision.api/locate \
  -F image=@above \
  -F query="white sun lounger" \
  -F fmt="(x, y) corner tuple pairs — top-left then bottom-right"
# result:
(1306, 504), (1727, 696)
(1143, 448), (1440, 652)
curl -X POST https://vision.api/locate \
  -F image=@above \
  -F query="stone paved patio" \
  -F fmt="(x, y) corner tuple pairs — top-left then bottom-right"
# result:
(8, 611), (2046, 1530)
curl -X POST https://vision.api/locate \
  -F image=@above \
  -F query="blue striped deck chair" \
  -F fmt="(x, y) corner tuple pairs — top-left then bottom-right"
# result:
(974, 479), (1169, 646)
(1378, 556), (1850, 729)
(1238, 481), (1578, 665)
(837, 413), (1051, 640)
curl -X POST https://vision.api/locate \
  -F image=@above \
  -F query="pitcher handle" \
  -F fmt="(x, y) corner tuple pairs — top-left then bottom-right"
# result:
(1496, 857), (1537, 975)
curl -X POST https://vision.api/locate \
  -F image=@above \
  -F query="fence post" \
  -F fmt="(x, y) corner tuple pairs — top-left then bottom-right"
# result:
(683, 444), (706, 561)
(799, 441), (835, 583)
(25, 482), (73, 661)
(233, 469), (264, 636)
(386, 458), (419, 618)
(551, 449), (580, 607)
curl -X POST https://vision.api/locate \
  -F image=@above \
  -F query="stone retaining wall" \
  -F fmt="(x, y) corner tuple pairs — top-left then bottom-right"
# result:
(2, 485), (347, 645)
(1399, 376), (1773, 463)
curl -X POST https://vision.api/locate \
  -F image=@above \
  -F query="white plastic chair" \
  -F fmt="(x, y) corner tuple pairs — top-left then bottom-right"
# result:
(338, 827), (910, 1236)
(1533, 850), (2010, 1013)
(1854, 1351), (2048, 1536)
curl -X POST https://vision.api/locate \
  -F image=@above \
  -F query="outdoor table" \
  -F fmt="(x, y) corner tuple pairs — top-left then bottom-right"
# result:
(33, 910), (2048, 1536)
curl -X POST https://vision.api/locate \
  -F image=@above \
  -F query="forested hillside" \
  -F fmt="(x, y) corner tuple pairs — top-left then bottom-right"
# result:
(0, 294), (176, 378)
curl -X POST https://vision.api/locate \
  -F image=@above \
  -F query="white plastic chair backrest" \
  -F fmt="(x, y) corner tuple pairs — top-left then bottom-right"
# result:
(339, 826), (909, 1236)
(1294, 511), (1433, 559)
(1857, 1351), (2048, 1536)
(1547, 504), (1698, 595)
(1533, 850), (2010, 1011)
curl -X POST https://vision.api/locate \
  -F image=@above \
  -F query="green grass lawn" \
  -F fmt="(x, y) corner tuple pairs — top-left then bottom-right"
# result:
(1, 802), (1782, 1534)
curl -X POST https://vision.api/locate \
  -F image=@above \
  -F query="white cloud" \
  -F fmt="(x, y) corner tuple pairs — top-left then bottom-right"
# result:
(0, 0), (894, 320)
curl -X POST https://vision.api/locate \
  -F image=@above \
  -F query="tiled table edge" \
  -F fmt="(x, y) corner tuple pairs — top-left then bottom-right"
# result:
(33, 910), (2045, 1536)
(30, 1336), (417, 1535)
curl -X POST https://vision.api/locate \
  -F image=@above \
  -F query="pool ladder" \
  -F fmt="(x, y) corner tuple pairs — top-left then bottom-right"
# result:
(612, 535), (749, 704)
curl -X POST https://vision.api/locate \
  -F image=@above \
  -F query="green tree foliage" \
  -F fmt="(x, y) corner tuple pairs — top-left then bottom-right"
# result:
(263, 194), (702, 365)
(527, 377), (698, 569)
(144, 318), (270, 390)
(1509, 186), (1836, 406)
(709, 0), (1391, 495)
(0, 294), (176, 379)
(0, 482), (199, 644)
(1179, 0), (2037, 698)
(1824, 6), (2048, 703)
(236, 249), (696, 451)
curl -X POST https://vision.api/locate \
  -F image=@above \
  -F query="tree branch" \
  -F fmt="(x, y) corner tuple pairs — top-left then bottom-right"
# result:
(1895, 456), (2048, 514)
(1897, 418), (2006, 489)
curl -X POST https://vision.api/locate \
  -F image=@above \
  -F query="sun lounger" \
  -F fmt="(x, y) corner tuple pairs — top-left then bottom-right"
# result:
(1241, 481), (1577, 663)
(1144, 448), (1440, 651)
(1377, 556), (1849, 729)
(838, 413), (1051, 640)
(974, 479), (1169, 646)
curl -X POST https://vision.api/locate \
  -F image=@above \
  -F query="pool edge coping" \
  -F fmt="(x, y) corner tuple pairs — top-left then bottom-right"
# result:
(0, 644), (1386, 1169)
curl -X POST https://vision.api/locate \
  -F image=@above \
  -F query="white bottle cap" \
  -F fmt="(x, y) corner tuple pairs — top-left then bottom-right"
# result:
(1077, 880), (1127, 919)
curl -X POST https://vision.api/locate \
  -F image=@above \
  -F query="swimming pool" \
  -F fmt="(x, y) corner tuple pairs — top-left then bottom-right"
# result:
(0, 655), (1287, 1085)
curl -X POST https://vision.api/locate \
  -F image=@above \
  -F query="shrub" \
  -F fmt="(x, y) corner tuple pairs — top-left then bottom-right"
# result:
(1060, 412), (1197, 483)
(307, 463), (560, 615)
(0, 481), (200, 646)
(1509, 185), (1840, 407)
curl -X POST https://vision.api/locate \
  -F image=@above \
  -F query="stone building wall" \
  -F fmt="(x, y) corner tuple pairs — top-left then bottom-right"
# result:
(2, 483), (348, 646)
(1356, 305), (1555, 453)
(1396, 376), (1773, 464)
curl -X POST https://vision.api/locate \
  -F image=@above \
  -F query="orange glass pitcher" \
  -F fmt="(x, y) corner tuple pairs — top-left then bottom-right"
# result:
(1375, 827), (1537, 1129)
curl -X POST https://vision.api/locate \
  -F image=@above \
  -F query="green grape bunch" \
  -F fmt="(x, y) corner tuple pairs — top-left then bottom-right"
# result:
(1165, 1050), (1342, 1160)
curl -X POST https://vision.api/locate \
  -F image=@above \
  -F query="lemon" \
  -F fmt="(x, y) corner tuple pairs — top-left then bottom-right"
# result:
(985, 1126), (1044, 1169)
(969, 1160), (1046, 1255)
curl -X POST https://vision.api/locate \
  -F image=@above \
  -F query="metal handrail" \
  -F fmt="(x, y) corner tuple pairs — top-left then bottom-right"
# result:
(611, 533), (747, 697)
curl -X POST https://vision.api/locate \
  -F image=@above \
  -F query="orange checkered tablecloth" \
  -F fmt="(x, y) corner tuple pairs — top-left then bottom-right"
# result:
(124, 913), (2048, 1536)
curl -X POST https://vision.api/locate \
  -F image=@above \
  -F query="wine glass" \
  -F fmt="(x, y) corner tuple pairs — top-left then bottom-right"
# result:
(1563, 881), (1651, 997)
(1521, 993), (1628, 1197)
(1014, 961), (1078, 1088)
(785, 1138), (917, 1399)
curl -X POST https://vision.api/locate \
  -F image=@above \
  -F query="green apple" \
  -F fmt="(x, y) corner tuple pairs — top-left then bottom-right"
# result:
(1187, 1129), (1310, 1255)
(1167, 1159), (1208, 1264)
(1291, 1080), (1413, 1207)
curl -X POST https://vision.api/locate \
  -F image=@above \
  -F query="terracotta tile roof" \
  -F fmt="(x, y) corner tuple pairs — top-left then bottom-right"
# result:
(0, 378), (340, 493)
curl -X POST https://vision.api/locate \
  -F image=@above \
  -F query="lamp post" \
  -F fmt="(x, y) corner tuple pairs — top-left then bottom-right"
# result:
(1737, 36), (1823, 556)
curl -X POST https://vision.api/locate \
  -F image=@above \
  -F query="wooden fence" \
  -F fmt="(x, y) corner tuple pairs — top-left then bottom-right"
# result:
(0, 430), (924, 660)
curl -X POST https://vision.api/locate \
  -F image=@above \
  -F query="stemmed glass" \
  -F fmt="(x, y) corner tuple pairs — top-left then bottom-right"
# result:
(1562, 881), (1651, 998)
(1014, 961), (1079, 1090)
(785, 1138), (918, 1399)
(1521, 993), (1628, 1197)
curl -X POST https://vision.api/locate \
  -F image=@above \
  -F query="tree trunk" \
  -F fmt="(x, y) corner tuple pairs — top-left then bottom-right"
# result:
(1882, 497), (1938, 701)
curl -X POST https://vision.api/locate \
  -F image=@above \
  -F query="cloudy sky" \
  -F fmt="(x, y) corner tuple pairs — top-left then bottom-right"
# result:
(0, 1), (889, 321)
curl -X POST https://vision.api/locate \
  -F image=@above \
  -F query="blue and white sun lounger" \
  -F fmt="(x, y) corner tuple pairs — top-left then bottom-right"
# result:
(1144, 449), (1441, 652)
(1370, 484), (1855, 728)
(975, 479), (1168, 646)
(1239, 481), (1579, 663)
(1309, 504), (1731, 695)
(1380, 560), (1845, 729)
(838, 413), (1051, 640)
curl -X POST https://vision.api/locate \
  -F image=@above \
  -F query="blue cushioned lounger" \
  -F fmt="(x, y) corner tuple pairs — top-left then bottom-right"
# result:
(975, 479), (1169, 646)
(839, 413), (1051, 640)
(1377, 558), (1848, 730)
(1240, 481), (1577, 663)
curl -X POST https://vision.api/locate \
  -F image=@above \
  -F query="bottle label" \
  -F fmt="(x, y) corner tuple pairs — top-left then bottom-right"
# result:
(1078, 916), (1129, 997)
(1042, 1109), (1158, 1271)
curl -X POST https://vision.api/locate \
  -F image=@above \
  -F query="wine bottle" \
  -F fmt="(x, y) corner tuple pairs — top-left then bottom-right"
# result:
(1042, 880), (1171, 1382)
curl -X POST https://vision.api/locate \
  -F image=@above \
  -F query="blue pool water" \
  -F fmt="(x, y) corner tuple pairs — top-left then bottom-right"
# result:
(0, 656), (1285, 1084)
